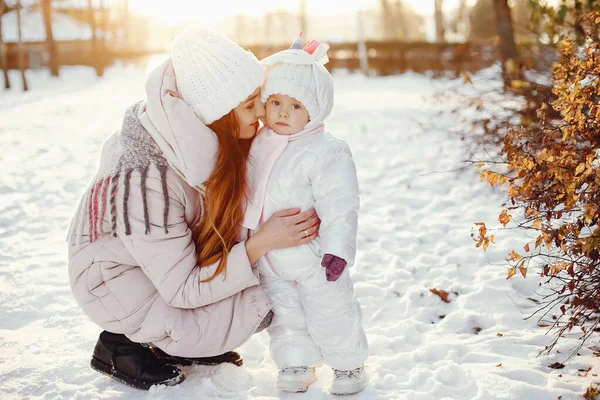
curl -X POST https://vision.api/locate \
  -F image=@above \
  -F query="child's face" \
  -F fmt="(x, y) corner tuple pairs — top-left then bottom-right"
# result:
(264, 94), (310, 135)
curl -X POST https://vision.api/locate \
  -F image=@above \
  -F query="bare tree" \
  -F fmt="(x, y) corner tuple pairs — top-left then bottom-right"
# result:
(87, 0), (103, 76)
(0, 0), (11, 89)
(434, 0), (445, 42)
(393, 0), (409, 39)
(491, 0), (518, 84)
(87, 0), (97, 51)
(41, 0), (58, 76)
(122, 0), (129, 46)
(379, 0), (395, 40)
(298, 0), (307, 38)
(263, 11), (272, 48)
(356, 8), (369, 74)
(101, 0), (107, 45)
(16, 0), (27, 91)
(458, 0), (469, 39)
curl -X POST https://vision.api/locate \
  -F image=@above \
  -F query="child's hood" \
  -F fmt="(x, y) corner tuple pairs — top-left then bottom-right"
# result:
(260, 45), (334, 129)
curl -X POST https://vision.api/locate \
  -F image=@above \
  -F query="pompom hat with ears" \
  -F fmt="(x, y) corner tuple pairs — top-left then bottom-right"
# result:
(171, 27), (265, 125)
(261, 63), (320, 120)
(260, 34), (334, 129)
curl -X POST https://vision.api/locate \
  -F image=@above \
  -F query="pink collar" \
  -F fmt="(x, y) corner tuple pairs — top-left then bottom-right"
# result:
(289, 123), (325, 142)
(242, 124), (325, 229)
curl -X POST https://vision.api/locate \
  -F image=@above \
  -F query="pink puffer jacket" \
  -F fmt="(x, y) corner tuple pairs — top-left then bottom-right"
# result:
(67, 60), (272, 357)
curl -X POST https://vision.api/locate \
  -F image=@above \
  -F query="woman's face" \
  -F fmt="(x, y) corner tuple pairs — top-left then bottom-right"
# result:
(233, 87), (264, 139)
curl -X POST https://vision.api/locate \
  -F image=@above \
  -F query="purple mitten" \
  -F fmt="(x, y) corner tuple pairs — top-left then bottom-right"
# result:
(321, 254), (347, 282)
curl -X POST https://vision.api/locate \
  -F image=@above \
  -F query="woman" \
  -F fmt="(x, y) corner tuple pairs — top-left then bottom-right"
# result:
(66, 27), (320, 390)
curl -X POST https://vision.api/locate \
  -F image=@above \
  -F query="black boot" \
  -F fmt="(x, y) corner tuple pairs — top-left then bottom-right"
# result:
(90, 331), (185, 390)
(151, 346), (244, 367)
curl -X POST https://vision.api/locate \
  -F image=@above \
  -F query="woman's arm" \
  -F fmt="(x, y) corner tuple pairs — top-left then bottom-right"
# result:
(245, 234), (268, 265)
(246, 208), (321, 264)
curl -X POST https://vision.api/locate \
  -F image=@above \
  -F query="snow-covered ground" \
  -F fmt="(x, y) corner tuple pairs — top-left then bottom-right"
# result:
(1, 58), (597, 399)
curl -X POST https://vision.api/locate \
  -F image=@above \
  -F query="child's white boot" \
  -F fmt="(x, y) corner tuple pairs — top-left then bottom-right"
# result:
(276, 366), (317, 392)
(330, 366), (365, 395)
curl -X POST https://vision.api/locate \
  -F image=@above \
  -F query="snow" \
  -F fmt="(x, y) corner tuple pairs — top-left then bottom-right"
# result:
(1, 8), (105, 43)
(0, 56), (598, 399)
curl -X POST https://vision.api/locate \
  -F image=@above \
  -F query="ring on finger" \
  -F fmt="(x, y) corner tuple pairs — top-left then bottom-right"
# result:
(303, 229), (309, 238)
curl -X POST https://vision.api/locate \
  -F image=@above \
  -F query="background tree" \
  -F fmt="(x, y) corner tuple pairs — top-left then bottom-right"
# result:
(473, 3), (600, 358)
(511, 0), (536, 42)
(470, 0), (496, 40)
(528, 0), (600, 45)
(298, 0), (307, 39)
(379, 0), (423, 40)
(121, 0), (129, 46)
(379, 0), (396, 40)
(87, 0), (97, 55)
(87, 0), (104, 76)
(16, 0), (27, 91)
(0, 0), (10, 89)
(492, 0), (519, 85)
(100, 0), (107, 75)
(434, 0), (445, 42)
(41, 0), (58, 76)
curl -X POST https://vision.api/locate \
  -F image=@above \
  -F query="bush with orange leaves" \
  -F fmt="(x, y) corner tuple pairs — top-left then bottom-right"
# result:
(475, 16), (600, 355)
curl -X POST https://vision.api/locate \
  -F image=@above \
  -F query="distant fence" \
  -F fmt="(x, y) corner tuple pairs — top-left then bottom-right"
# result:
(248, 40), (557, 75)
(3, 40), (557, 76)
(5, 40), (117, 70)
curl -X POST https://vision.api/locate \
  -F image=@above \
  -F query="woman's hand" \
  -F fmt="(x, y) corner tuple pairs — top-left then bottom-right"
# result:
(245, 208), (320, 264)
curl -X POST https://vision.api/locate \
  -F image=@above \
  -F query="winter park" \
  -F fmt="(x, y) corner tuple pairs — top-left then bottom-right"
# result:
(3, 0), (600, 399)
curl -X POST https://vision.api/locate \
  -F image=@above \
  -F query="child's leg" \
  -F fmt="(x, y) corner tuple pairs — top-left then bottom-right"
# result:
(297, 267), (368, 371)
(260, 267), (322, 369)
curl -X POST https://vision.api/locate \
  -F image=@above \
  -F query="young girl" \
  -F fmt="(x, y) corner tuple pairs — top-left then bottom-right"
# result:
(243, 35), (368, 395)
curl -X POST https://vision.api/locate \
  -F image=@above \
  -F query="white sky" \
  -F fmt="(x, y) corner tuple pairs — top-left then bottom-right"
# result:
(129, 0), (478, 25)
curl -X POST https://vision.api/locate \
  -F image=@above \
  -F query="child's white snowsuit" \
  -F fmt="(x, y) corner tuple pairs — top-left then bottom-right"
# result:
(252, 130), (368, 370)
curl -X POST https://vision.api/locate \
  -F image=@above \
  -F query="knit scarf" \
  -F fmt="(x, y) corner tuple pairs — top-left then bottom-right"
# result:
(67, 101), (172, 246)
(68, 59), (220, 246)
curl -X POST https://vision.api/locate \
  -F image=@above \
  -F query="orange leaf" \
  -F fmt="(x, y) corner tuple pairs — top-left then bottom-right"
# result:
(463, 71), (473, 84)
(524, 243), (530, 253)
(551, 262), (567, 275)
(496, 363), (502, 367)
(535, 236), (543, 249)
(486, 172), (499, 186)
(519, 264), (527, 278)
(506, 268), (517, 280)
(499, 210), (512, 227)
(430, 288), (450, 303)
(508, 250), (521, 261)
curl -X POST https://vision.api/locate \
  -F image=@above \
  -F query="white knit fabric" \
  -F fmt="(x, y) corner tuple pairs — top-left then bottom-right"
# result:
(171, 27), (265, 125)
(260, 49), (334, 128)
(260, 63), (319, 121)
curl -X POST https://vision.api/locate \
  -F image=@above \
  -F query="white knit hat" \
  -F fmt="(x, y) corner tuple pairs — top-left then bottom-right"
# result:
(171, 27), (265, 125)
(260, 47), (334, 128)
(260, 63), (319, 121)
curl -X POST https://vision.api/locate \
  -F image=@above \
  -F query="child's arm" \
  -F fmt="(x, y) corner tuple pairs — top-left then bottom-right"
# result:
(309, 141), (360, 281)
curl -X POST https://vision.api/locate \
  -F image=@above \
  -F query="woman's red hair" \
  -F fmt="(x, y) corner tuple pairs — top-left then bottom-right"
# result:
(193, 111), (251, 282)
